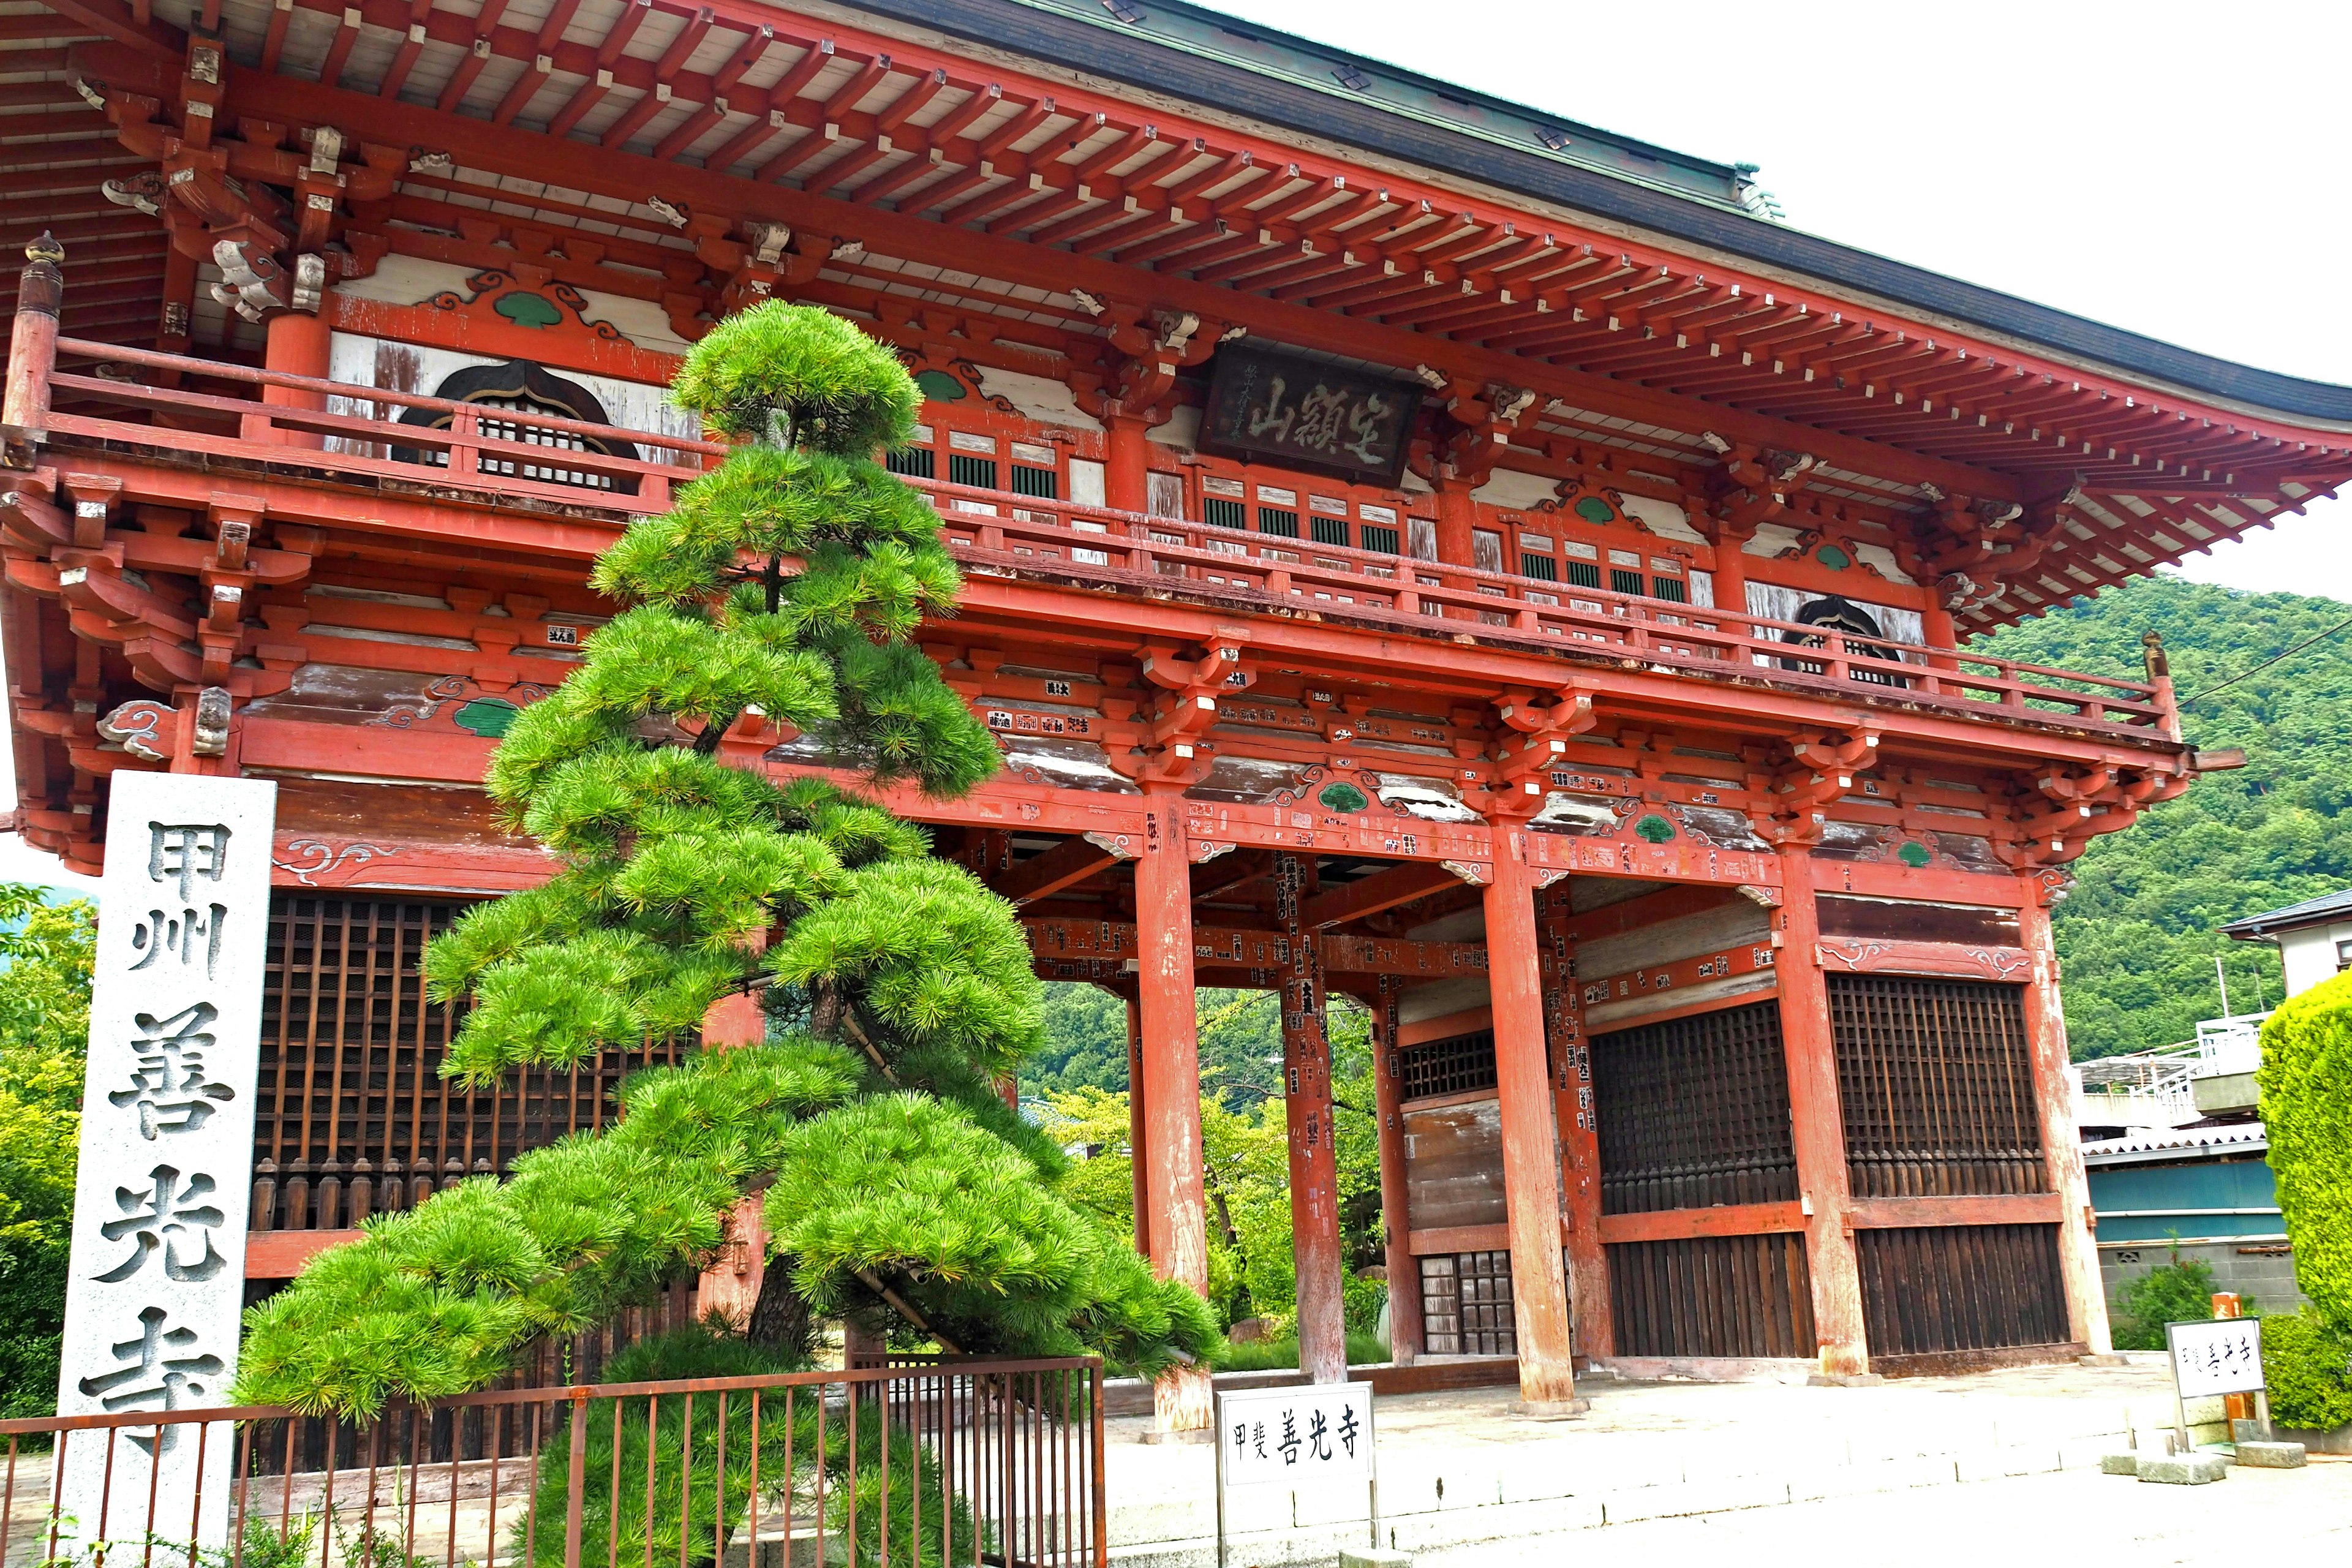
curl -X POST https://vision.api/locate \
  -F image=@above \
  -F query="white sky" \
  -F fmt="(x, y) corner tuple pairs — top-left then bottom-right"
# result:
(6, 0), (2347, 894)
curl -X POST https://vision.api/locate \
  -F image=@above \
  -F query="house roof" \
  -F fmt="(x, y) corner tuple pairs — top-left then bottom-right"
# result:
(877, 0), (2352, 423)
(2081, 1122), (2269, 1166)
(2220, 888), (2352, 940)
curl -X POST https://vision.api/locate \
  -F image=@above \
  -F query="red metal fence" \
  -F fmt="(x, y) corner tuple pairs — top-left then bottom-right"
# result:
(2, 1360), (1106, 1568)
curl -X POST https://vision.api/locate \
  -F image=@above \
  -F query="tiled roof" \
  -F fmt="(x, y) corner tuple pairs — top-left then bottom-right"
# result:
(2220, 888), (2352, 938)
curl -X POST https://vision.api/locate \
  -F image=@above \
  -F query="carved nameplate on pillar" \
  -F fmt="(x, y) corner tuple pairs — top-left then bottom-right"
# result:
(55, 772), (278, 1549)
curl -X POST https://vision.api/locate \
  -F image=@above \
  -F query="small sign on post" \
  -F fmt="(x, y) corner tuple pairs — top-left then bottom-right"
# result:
(1215, 1382), (1378, 1568)
(2164, 1315), (2267, 1453)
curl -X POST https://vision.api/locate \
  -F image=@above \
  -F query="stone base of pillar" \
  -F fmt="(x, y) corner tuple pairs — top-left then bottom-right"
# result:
(1138, 1426), (1214, 1445)
(1509, 1398), (1591, 1420)
(1153, 1365), (1213, 1434)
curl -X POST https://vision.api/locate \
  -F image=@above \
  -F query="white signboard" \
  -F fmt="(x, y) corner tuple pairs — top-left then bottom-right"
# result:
(54, 774), (277, 1550)
(1216, 1381), (1375, 1487)
(2166, 1316), (2266, 1400)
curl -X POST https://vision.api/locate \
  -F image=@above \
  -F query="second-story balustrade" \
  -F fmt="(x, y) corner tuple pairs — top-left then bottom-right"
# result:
(18, 335), (2180, 752)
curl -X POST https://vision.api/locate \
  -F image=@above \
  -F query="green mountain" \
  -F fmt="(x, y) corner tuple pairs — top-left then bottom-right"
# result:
(1980, 575), (2352, 1057)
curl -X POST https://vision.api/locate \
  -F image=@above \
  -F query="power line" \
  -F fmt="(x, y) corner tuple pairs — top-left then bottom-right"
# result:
(2178, 612), (2352, 706)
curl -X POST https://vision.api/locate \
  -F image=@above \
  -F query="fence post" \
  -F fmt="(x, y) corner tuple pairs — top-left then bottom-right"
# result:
(3, 232), (63, 466)
(1090, 1363), (1107, 1568)
(564, 1390), (589, 1568)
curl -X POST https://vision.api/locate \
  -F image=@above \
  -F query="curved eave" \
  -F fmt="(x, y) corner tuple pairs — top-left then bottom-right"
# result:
(858, 0), (2352, 426)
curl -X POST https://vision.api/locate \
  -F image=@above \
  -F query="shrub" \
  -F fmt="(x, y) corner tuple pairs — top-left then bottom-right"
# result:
(2260, 970), (2352, 1333)
(2109, 1248), (2234, 1351)
(2261, 1309), (2352, 1432)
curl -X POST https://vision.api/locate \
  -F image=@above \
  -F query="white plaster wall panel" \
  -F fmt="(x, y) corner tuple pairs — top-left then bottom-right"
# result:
(1468, 466), (1560, 511)
(1743, 581), (1926, 653)
(54, 774), (279, 1551)
(1398, 974), (1493, 1027)
(1616, 494), (1706, 545)
(1577, 899), (1771, 981)
(325, 334), (702, 451)
(1147, 404), (1203, 449)
(970, 363), (1107, 432)
(334, 254), (698, 356)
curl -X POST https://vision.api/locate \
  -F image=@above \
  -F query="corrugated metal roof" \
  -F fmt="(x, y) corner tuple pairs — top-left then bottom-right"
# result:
(2081, 1123), (2268, 1163)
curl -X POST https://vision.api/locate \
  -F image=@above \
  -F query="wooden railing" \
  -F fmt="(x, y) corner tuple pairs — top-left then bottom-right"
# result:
(14, 336), (2179, 741)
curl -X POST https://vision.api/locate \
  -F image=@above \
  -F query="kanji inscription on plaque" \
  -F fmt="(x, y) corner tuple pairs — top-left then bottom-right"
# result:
(54, 773), (277, 1550)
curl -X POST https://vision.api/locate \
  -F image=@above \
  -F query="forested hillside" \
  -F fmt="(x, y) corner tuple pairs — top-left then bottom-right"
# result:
(1980, 575), (2351, 1056)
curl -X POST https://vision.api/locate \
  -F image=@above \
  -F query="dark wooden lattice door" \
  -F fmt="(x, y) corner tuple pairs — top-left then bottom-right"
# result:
(1826, 976), (2046, 1197)
(254, 894), (681, 1235)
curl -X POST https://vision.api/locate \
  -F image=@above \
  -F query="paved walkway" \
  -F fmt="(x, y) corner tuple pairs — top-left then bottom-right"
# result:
(1104, 1359), (2329, 1566)
(1428, 1460), (2352, 1567)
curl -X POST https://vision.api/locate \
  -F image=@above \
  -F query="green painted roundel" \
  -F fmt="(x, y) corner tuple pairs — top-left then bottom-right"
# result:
(1574, 496), (1616, 524)
(452, 698), (521, 738)
(1634, 813), (1677, 843)
(1815, 544), (1851, 570)
(1896, 840), (1933, 868)
(913, 368), (968, 401)
(1317, 781), (1370, 814)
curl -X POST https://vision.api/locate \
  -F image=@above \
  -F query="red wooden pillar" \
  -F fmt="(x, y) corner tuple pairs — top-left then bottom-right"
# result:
(1276, 853), (1348, 1384)
(1776, 869), (1868, 1374)
(1483, 829), (1581, 1409)
(2018, 878), (2112, 1352)
(1370, 976), (1423, 1362)
(1707, 521), (1750, 624)
(1433, 476), (1478, 567)
(1135, 791), (1213, 1431)
(245, 307), (331, 446)
(1104, 413), (1152, 514)
(2, 233), (62, 443)
(1124, 987), (1152, 1257)
(1537, 888), (1610, 1360)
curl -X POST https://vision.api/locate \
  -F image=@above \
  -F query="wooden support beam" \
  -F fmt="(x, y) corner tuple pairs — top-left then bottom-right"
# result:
(2018, 887), (2112, 1353)
(1277, 852), (1349, 1385)
(1483, 831), (1580, 1409)
(1300, 859), (1461, 931)
(1844, 1193), (2062, 1231)
(1133, 792), (1211, 1434)
(1594, 1202), (1807, 1245)
(1366, 975), (1424, 1361)
(996, 832), (1123, 905)
(1023, 918), (1488, 981)
(1189, 845), (1270, 901)
(1537, 887), (1610, 1360)
(1775, 869), (1868, 1374)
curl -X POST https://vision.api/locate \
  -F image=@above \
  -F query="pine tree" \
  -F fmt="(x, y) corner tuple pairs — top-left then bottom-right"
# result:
(236, 303), (1218, 1421)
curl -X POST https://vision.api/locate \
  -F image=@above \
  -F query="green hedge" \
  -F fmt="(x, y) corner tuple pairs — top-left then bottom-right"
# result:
(2263, 1310), (2352, 1432)
(2259, 971), (2352, 1333)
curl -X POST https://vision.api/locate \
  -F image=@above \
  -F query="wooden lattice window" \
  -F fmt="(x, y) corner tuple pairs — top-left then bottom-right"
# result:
(1607, 1233), (1816, 1358)
(1827, 976), (2046, 1197)
(253, 894), (680, 1237)
(947, 453), (999, 491)
(1856, 1224), (2069, 1358)
(1420, 1251), (1515, 1356)
(1591, 1001), (1796, 1214)
(1400, 1028), (1497, 1100)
